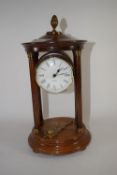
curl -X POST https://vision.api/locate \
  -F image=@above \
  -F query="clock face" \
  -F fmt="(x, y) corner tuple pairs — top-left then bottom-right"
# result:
(36, 55), (73, 93)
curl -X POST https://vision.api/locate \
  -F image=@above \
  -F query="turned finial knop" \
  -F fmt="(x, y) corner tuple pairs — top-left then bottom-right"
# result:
(51, 15), (58, 31)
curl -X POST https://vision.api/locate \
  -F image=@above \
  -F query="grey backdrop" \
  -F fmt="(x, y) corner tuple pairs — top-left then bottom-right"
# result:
(0, 0), (117, 175)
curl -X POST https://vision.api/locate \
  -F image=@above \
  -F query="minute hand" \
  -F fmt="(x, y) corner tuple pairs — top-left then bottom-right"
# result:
(57, 73), (70, 76)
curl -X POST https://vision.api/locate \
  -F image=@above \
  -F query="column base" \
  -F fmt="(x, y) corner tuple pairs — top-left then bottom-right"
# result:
(28, 117), (91, 155)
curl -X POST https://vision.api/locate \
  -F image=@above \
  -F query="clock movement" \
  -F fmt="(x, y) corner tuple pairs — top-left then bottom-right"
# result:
(22, 15), (91, 155)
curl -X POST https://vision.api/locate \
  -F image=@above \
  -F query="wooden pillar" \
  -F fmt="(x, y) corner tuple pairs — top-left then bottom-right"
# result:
(72, 49), (83, 128)
(27, 51), (43, 129)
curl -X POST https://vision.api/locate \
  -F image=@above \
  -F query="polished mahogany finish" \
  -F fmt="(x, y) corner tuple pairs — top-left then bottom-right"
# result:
(29, 117), (90, 155)
(22, 15), (91, 155)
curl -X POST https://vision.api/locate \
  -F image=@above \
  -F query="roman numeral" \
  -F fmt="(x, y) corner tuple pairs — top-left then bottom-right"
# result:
(53, 85), (56, 90)
(41, 79), (46, 84)
(59, 62), (62, 69)
(63, 67), (68, 70)
(64, 73), (70, 77)
(40, 67), (46, 71)
(60, 84), (64, 89)
(38, 74), (44, 77)
(63, 79), (68, 83)
(47, 83), (50, 89)
(46, 61), (50, 67)
(53, 58), (56, 65)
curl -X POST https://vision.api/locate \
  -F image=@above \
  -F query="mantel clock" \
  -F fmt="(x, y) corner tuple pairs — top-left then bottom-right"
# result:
(22, 15), (91, 155)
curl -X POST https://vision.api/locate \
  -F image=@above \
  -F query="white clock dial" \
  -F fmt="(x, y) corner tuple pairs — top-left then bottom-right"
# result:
(36, 56), (73, 93)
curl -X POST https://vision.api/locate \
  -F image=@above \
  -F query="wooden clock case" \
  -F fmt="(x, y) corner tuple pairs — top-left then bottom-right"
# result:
(23, 15), (91, 155)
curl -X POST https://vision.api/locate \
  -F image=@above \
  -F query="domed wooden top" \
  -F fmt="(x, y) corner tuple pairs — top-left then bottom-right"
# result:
(22, 15), (86, 52)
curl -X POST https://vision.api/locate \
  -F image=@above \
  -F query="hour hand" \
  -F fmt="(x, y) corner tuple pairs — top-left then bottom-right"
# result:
(52, 68), (62, 77)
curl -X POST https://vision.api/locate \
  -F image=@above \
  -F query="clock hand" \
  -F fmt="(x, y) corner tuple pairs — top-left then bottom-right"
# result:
(54, 66), (68, 76)
(53, 67), (68, 77)
(53, 67), (69, 78)
(56, 67), (67, 73)
(58, 67), (68, 71)
(53, 73), (70, 78)
(57, 73), (70, 76)
(52, 69), (60, 77)
(52, 68), (60, 78)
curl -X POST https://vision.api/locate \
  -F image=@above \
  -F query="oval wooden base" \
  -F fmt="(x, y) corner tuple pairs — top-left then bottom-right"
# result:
(28, 117), (91, 155)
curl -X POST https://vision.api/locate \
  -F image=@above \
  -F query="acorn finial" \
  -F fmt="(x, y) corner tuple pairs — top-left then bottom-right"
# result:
(51, 15), (58, 31)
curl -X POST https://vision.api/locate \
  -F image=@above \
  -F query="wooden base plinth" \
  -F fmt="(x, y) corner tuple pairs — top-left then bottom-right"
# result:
(28, 117), (91, 155)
